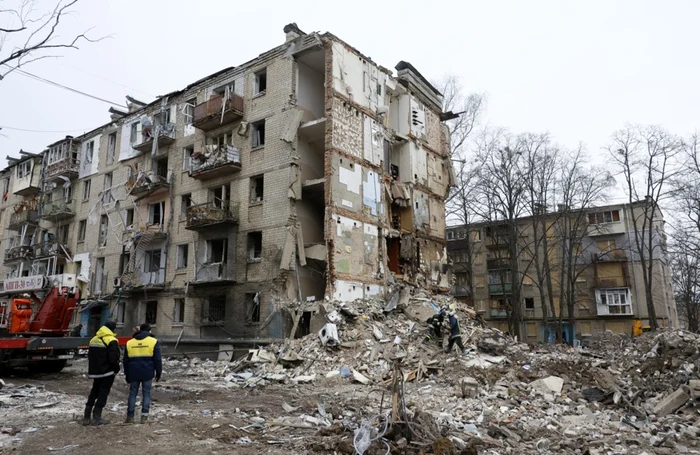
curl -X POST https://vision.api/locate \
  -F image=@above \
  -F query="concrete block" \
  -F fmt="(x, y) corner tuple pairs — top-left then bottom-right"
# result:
(530, 376), (564, 395)
(653, 388), (690, 417)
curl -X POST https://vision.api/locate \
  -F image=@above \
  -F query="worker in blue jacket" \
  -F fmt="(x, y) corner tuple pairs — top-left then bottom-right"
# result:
(445, 311), (466, 354)
(123, 323), (162, 424)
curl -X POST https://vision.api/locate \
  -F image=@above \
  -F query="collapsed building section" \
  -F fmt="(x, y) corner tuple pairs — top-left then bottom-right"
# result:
(0, 23), (452, 346)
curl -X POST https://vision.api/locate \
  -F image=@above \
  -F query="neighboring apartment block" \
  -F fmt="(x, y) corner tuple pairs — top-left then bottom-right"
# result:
(447, 202), (678, 343)
(0, 24), (451, 344)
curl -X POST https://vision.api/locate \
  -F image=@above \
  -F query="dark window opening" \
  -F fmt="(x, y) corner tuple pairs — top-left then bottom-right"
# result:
(156, 158), (168, 179)
(145, 301), (158, 325)
(525, 298), (535, 310)
(204, 296), (226, 322)
(245, 292), (261, 323)
(207, 238), (228, 264)
(174, 298), (185, 323)
(125, 208), (134, 228)
(252, 120), (265, 147)
(250, 175), (264, 203)
(255, 69), (267, 94)
(247, 232), (262, 260)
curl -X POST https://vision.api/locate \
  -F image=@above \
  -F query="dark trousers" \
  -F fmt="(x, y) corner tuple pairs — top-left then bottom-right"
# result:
(86, 375), (115, 409)
(447, 336), (465, 353)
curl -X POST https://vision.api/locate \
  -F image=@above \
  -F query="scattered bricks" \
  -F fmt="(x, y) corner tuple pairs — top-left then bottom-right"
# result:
(458, 377), (479, 398)
(653, 387), (690, 417)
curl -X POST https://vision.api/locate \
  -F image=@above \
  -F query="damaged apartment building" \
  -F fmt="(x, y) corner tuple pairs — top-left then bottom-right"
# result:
(0, 24), (451, 345)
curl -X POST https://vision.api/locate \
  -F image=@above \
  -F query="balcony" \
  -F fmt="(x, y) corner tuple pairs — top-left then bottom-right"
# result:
(487, 258), (510, 270)
(45, 157), (79, 181)
(132, 123), (176, 153)
(490, 308), (508, 318)
(34, 240), (71, 259)
(193, 94), (244, 131)
(185, 202), (239, 230)
(126, 172), (169, 198)
(592, 250), (627, 262)
(4, 245), (33, 263)
(41, 198), (75, 221)
(587, 222), (625, 237)
(451, 286), (470, 297)
(189, 145), (241, 180)
(8, 202), (39, 230)
(488, 283), (513, 295)
(193, 262), (232, 284)
(137, 268), (166, 288)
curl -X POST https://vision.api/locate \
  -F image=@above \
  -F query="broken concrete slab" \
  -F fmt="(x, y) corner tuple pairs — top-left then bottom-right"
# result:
(653, 387), (690, 417)
(530, 376), (564, 395)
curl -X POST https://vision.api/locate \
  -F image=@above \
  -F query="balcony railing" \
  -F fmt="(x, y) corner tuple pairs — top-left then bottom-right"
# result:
(126, 172), (169, 197)
(45, 157), (79, 180)
(592, 250), (628, 262)
(4, 245), (33, 263)
(193, 94), (244, 131)
(138, 268), (166, 287)
(490, 308), (508, 318)
(8, 201), (39, 230)
(487, 258), (510, 270)
(488, 283), (513, 294)
(194, 262), (230, 284)
(34, 240), (71, 259)
(189, 145), (241, 179)
(132, 123), (176, 153)
(41, 198), (74, 220)
(185, 201), (239, 230)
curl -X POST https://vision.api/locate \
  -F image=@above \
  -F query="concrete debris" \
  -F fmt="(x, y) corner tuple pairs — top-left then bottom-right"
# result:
(653, 387), (690, 417)
(529, 375), (564, 395)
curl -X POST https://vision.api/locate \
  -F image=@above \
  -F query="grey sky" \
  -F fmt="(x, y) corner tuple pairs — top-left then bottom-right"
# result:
(1, 0), (699, 166)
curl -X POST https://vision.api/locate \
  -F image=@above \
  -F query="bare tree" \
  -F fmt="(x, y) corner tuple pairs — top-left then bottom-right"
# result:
(608, 125), (683, 330)
(0, 0), (103, 80)
(670, 227), (700, 332)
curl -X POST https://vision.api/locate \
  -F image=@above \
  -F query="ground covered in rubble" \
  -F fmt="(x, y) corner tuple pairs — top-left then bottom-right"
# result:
(3, 299), (700, 454)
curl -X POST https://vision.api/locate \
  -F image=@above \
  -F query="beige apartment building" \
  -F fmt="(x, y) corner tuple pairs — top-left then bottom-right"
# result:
(0, 24), (451, 346)
(447, 202), (678, 343)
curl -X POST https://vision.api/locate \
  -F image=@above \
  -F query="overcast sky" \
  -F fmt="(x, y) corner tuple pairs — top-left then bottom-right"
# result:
(1, 0), (699, 173)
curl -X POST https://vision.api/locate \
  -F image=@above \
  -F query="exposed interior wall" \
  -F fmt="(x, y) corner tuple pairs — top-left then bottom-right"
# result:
(297, 58), (325, 120)
(298, 138), (324, 182)
(79, 134), (101, 179)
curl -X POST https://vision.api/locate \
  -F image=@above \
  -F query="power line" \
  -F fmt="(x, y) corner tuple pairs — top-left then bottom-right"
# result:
(0, 125), (92, 133)
(3, 65), (128, 109)
(57, 62), (154, 98)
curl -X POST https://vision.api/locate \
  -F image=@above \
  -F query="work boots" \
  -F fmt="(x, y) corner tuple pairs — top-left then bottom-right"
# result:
(124, 416), (134, 424)
(140, 415), (149, 424)
(91, 407), (110, 426)
(81, 406), (92, 426)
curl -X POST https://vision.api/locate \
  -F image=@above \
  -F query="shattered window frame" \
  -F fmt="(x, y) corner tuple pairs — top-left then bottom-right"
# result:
(176, 244), (189, 269)
(145, 300), (158, 325)
(250, 174), (264, 203)
(247, 231), (262, 261)
(254, 69), (267, 95)
(173, 298), (185, 324)
(251, 120), (265, 148)
(107, 132), (117, 164)
(203, 295), (226, 323)
(184, 98), (196, 125)
(245, 292), (260, 324)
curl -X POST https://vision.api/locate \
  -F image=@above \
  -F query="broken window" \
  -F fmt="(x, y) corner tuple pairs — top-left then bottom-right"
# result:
(63, 184), (72, 201)
(156, 157), (168, 179)
(173, 298), (185, 324)
(145, 249), (162, 273)
(2, 178), (9, 195)
(250, 175), (264, 203)
(103, 172), (112, 204)
(95, 257), (105, 293)
(254, 69), (267, 94)
(116, 301), (125, 325)
(383, 139), (391, 173)
(57, 224), (69, 244)
(207, 238), (228, 264)
(16, 160), (31, 179)
(247, 232), (262, 261)
(125, 208), (134, 228)
(525, 298), (535, 310)
(99, 215), (108, 247)
(180, 194), (191, 218)
(245, 292), (260, 323)
(183, 146), (194, 171)
(184, 98), (196, 125)
(597, 288), (632, 315)
(85, 141), (94, 165)
(119, 252), (130, 276)
(176, 244), (188, 269)
(145, 301), (158, 325)
(130, 121), (139, 144)
(77, 220), (87, 242)
(210, 186), (229, 209)
(82, 179), (91, 200)
(472, 230), (483, 242)
(203, 296), (226, 323)
(107, 132), (117, 164)
(148, 202), (163, 225)
(252, 120), (265, 148)
(447, 231), (454, 240)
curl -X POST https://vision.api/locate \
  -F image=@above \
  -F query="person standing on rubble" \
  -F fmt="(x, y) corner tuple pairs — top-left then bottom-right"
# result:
(424, 308), (446, 346)
(123, 323), (162, 424)
(83, 320), (120, 426)
(445, 311), (466, 354)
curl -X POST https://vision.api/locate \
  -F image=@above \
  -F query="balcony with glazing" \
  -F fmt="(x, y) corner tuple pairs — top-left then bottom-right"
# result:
(45, 157), (79, 181)
(40, 198), (75, 221)
(33, 239), (71, 259)
(4, 244), (33, 264)
(189, 145), (241, 180)
(192, 94), (244, 131)
(132, 122), (176, 153)
(8, 201), (39, 230)
(126, 171), (169, 198)
(185, 202), (239, 231)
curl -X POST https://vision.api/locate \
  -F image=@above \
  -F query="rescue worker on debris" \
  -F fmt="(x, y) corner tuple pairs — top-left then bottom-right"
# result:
(424, 307), (446, 346)
(445, 311), (466, 354)
(123, 323), (162, 424)
(83, 320), (120, 426)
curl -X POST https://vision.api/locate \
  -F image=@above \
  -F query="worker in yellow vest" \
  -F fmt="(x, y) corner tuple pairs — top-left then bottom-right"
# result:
(123, 323), (162, 424)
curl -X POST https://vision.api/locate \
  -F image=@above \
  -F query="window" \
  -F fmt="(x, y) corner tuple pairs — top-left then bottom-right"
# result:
(210, 186), (228, 209)
(173, 298), (185, 324)
(85, 141), (94, 165)
(247, 232), (262, 261)
(475, 276), (485, 287)
(213, 82), (234, 97)
(597, 239), (616, 253)
(116, 301), (125, 326)
(57, 224), (69, 244)
(245, 292), (260, 323)
(99, 215), (108, 247)
(156, 157), (168, 179)
(250, 175), (264, 203)
(472, 230), (483, 242)
(107, 132), (117, 164)
(184, 98), (196, 125)
(130, 121), (139, 144)
(213, 132), (232, 150)
(63, 184), (72, 201)
(597, 288), (632, 315)
(149, 202), (163, 225)
(525, 298), (535, 310)
(2, 178), (9, 195)
(82, 179), (91, 200)
(145, 249), (162, 272)
(176, 244), (189, 269)
(447, 231), (454, 240)
(16, 161), (31, 178)
(473, 253), (483, 265)
(103, 173), (112, 204)
(125, 208), (134, 228)
(254, 69), (267, 94)
(95, 257), (105, 293)
(252, 120), (265, 148)
(588, 210), (621, 225)
(207, 238), (227, 263)
(119, 252), (130, 276)
(203, 296), (226, 323)
(180, 194), (192, 219)
(458, 230), (466, 239)
(183, 146), (194, 171)
(145, 301), (158, 325)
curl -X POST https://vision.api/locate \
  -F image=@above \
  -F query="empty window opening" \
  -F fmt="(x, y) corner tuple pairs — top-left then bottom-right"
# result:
(148, 202), (163, 225)
(252, 120), (265, 148)
(145, 301), (158, 325)
(255, 69), (267, 94)
(525, 298), (535, 310)
(77, 220), (87, 242)
(245, 292), (261, 323)
(176, 244), (189, 269)
(103, 172), (112, 204)
(250, 175), (264, 203)
(183, 145), (194, 170)
(203, 296), (226, 323)
(125, 208), (134, 229)
(247, 232), (262, 261)
(156, 157), (168, 179)
(180, 194), (192, 217)
(184, 98), (196, 125)
(210, 186), (229, 209)
(173, 298), (185, 324)
(107, 132), (117, 164)
(83, 179), (91, 200)
(207, 238), (228, 264)
(99, 215), (109, 247)
(145, 249), (162, 273)
(119, 252), (130, 276)
(57, 224), (69, 244)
